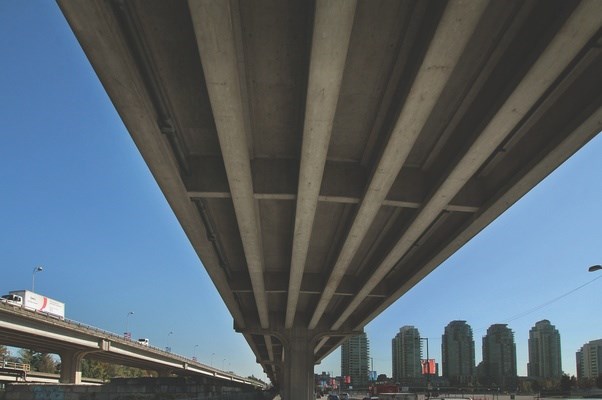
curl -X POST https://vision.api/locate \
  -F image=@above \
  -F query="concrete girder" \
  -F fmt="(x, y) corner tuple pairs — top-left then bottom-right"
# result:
(56, 0), (248, 330)
(358, 103), (602, 343)
(230, 271), (388, 298)
(184, 157), (483, 212)
(285, 0), (357, 329)
(264, 334), (275, 376)
(308, 0), (489, 330)
(188, 1), (269, 330)
(329, 0), (602, 332)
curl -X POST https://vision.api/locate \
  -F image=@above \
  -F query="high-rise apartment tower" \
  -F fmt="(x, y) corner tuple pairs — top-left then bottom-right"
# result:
(527, 319), (562, 379)
(442, 320), (475, 384)
(392, 326), (421, 383)
(341, 333), (370, 388)
(482, 324), (517, 391)
(576, 339), (602, 379)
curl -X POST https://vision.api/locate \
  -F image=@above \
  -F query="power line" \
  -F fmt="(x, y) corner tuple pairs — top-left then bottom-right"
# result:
(472, 275), (602, 334)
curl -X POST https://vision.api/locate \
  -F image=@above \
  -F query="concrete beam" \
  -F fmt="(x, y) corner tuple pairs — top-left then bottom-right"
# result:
(331, 0), (602, 331)
(230, 271), (388, 298)
(57, 0), (248, 330)
(188, 1), (270, 329)
(309, 0), (489, 330)
(285, 0), (357, 329)
(184, 157), (482, 212)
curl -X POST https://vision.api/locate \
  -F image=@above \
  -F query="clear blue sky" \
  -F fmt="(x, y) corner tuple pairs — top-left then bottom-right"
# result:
(1, 2), (600, 382)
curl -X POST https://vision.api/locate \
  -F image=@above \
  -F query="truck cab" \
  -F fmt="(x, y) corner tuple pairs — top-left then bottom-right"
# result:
(1, 294), (23, 306)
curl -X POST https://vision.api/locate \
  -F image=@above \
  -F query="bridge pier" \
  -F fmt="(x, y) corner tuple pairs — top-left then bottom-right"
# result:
(59, 350), (87, 384)
(281, 326), (314, 400)
(59, 339), (110, 384)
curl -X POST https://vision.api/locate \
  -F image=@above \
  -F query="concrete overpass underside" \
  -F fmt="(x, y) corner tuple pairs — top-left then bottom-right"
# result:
(57, 0), (602, 398)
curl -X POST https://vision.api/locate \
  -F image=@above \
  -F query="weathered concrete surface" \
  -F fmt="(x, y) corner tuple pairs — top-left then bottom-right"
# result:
(0, 376), (267, 400)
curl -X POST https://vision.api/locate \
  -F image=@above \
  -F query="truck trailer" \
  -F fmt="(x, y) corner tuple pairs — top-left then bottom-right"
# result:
(1, 290), (65, 319)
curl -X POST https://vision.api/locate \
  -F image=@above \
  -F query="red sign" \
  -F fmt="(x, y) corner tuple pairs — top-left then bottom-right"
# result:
(345, 375), (351, 384)
(421, 359), (435, 375)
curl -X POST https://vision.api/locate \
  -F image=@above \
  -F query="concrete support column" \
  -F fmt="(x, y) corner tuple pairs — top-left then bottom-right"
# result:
(282, 326), (314, 400)
(59, 350), (87, 384)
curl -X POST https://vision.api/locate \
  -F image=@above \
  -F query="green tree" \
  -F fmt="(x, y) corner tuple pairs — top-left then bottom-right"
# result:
(18, 348), (36, 366)
(578, 376), (592, 389)
(17, 349), (58, 373)
(559, 374), (574, 391)
(37, 353), (58, 373)
(81, 358), (109, 380)
(0, 345), (9, 360)
(80, 358), (154, 381)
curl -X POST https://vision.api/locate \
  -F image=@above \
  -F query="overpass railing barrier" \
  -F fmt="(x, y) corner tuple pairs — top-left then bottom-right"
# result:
(1, 360), (30, 373)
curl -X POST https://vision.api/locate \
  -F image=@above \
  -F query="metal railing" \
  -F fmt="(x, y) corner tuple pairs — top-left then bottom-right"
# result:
(0, 360), (30, 373)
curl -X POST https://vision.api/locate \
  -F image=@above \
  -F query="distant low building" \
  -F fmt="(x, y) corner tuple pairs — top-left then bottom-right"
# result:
(576, 339), (602, 379)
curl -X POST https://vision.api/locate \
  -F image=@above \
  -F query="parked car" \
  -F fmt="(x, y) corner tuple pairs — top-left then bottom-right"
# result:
(340, 393), (350, 400)
(328, 394), (340, 400)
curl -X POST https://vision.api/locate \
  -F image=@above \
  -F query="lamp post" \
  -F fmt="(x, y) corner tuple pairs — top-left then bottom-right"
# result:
(418, 337), (431, 396)
(211, 352), (215, 367)
(193, 344), (199, 362)
(32, 266), (43, 292)
(125, 311), (134, 340)
(166, 331), (173, 352)
(588, 264), (601, 272)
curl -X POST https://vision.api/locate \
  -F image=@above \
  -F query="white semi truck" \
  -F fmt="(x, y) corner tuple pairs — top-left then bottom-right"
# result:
(0, 290), (65, 319)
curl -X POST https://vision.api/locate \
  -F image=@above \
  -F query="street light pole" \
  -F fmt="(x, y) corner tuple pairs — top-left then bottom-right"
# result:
(419, 337), (431, 397)
(32, 266), (43, 292)
(166, 331), (173, 352)
(125, 311), (134, 339)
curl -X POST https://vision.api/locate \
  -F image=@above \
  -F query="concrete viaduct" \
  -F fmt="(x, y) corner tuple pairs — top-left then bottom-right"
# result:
(57, 1), (602, 398)
(0, 302), (264, 388)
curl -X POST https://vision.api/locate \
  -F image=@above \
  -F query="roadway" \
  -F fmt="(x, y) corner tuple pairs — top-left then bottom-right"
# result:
(0, 370), (103, 385)
(0, 301), (264, 389)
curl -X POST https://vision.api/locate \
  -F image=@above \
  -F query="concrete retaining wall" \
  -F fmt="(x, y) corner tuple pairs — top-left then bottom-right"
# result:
(0, 376), (266, 400)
